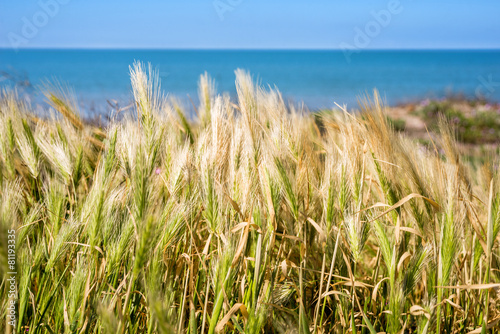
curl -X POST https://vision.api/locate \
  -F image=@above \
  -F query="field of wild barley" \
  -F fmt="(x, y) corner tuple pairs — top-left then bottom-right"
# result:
(1, 61), (500, 334)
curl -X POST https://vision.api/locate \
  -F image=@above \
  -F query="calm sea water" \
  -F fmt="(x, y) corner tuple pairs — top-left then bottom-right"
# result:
(1, 49), (499, 113)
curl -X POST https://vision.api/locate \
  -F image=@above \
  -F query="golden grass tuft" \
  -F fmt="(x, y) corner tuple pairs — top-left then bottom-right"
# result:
(0, 62), (499, 333)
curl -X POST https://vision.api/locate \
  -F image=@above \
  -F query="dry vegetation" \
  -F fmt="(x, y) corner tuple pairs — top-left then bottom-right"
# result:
(1, 62), (500, 333)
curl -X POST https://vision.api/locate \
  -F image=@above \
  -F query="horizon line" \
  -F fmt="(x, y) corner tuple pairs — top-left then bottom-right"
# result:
(2, 46), (500, 51)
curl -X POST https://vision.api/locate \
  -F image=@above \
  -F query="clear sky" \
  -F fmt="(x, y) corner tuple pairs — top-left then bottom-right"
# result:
(1, 0), (499, 49)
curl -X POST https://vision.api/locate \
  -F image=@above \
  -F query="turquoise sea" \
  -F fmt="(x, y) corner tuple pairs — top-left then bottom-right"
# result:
(1, 49), (499, 113)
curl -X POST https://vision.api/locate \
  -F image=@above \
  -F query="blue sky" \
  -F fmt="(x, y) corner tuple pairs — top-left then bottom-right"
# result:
(1, 0), (499, 49)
